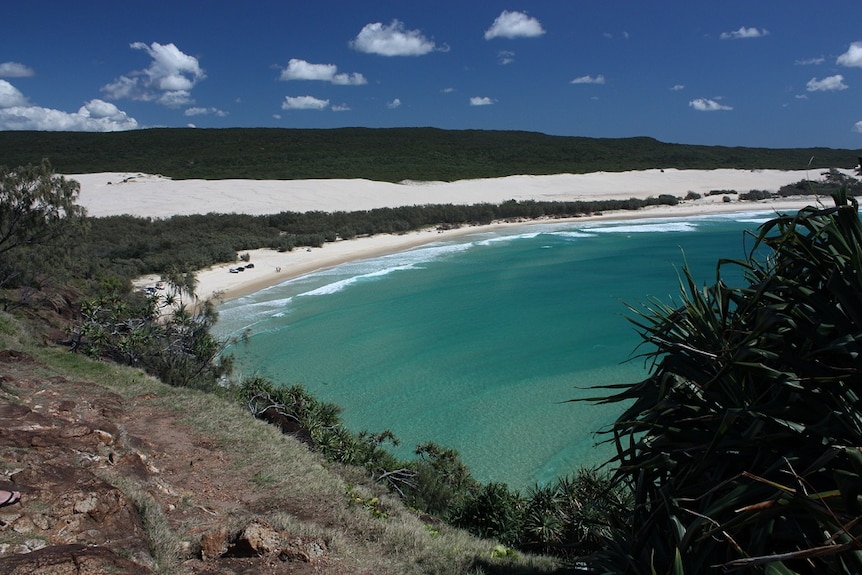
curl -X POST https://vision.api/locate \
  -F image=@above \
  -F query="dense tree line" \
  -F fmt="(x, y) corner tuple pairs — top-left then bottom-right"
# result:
(81, 195), (683, 286)
(736, 167), (862, 201)
(1, 127), (857, 182)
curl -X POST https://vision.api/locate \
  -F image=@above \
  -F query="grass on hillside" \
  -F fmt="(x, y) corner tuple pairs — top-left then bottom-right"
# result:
(2, 312), (562, 575)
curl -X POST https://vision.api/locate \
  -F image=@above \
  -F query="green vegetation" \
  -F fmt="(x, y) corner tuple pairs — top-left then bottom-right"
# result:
(1, 158), (625, 567)
(82, 195), (683, 283)
(1, 319), (560, 575)
(73, 273), (234, 390)
(0, 160), (86, 293)
(4, 133), (862, 571)
(0, 127), (857, 181)
(239, 374), (624, 561)
(582, 190), (862, 572)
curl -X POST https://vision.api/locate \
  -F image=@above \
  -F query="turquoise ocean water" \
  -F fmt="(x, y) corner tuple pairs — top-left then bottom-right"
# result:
(217, 211), (777, 489)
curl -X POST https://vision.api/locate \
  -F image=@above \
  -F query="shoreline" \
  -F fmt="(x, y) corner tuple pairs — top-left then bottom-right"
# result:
(132, 195), (824, 304)
(71, 167), (848, 304)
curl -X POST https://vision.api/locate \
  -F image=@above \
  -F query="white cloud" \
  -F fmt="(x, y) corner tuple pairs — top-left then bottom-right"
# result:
(332, 103), (351, 112)
(0, 62), (35, 78)
(806, 75), (848, 92)
(720, 26), (769, 40)
(282, 95), (329, 110)
(81, 99), (125, 119)
(484, 10), (545, 40)
(102, 41), (205, 107)
(470, 96), (494, 106)
(441, 87), (456, 94)
(795, 56), (825, 66)
(571, 75), (605, 85)
(854, 120), (862, 133)
(0, 97), (137, 131)
(280, 59), (335, 81)
(837, 41), (862, 68)
(497, 50), (515, 65)
(670, 84), (685, 91)
(0, 80), (28, 107)
(133, 41), (204, 90)
(279, 59), (367, 85)
(689, 98), (732, 111)
(0, 79), (137, 130)
(101, 75), (137, 100)
(184, 106), (228, 117)
(387, 98), (401, 109)
(350, 20), (436, 56)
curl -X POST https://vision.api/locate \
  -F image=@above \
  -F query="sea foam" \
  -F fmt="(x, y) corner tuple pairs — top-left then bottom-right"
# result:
(586, 221), (699, 234)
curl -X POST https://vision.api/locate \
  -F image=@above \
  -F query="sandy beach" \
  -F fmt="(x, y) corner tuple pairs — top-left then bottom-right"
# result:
(71, 168), (852, 302)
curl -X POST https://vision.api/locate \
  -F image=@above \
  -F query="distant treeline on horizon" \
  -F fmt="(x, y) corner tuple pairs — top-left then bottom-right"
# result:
(0, 127), (858, 182)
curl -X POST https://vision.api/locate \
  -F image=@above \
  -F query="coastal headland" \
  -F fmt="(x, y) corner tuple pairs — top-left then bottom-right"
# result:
(72, 168), (854, 301)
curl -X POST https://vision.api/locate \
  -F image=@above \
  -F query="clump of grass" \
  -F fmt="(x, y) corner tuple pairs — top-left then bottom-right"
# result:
(102, 473), (181, 574)
(0, 311), (31, 352)
(250, 471), (278, 488)
(0, 313), (19, 337)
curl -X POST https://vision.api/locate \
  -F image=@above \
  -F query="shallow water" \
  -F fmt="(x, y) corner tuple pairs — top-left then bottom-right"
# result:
(217, 212), (775, 489)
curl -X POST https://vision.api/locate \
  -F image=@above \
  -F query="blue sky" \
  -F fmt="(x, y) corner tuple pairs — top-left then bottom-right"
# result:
(2, 1), (861, 148)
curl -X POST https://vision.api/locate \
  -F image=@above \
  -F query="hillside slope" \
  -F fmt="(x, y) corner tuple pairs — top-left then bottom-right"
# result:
(0, 313), (559, 575)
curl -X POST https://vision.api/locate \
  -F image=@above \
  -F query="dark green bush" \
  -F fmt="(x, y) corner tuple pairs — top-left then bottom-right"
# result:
(584, 190), (862, 573)
(450, 482), (525, 546)
(73, 280), (233, 390)
(739, 189), (776, 201)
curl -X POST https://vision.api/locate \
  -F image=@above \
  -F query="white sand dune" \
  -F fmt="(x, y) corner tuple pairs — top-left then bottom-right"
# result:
(73, 168), (832, 218)
(70, 168), (850, 302)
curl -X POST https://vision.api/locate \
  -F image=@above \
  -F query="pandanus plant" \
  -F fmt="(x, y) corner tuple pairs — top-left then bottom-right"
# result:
(585, 190), (862, 574)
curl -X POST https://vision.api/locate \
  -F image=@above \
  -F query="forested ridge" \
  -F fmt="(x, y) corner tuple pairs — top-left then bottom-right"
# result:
(1, 127), (858, 181)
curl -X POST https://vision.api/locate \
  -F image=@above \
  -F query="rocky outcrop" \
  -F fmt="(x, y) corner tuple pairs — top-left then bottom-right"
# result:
(0, 353), (156, 571)
(0, 544), (148, 575)
(227, 520), (326, 563)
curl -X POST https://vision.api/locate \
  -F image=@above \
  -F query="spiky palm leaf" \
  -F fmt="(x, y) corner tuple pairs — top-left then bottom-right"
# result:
(583, 191), (862, 574)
